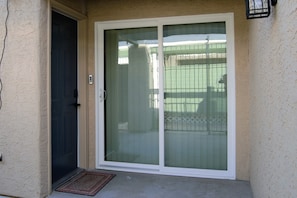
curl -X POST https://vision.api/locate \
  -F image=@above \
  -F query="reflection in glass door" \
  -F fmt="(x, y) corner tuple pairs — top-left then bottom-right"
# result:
(104, 27), (159, 165)
(163, 22), (228, 170)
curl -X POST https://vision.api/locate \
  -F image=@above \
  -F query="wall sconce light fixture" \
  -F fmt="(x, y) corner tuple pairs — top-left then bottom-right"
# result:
(246, 0), (277, 19)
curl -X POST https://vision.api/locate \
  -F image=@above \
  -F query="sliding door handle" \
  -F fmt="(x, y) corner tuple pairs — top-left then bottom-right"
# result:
(100, 89), (107, 102)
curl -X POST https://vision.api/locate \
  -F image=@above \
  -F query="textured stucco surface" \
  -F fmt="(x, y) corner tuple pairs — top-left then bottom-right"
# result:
(0, 0), (251, 197)
(0, 0), (49, 197)
(87, 0), (250, 180)
(249, 1), (297, 197)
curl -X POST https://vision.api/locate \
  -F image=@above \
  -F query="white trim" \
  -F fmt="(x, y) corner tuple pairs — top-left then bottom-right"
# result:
(95, 13), (233, 28)
(95, 13), (236, 179)
(158, 22), (165, 170)
(225, 13), (236, 179)
(97, 163), (233, 180)
(95, 24), (105, 168)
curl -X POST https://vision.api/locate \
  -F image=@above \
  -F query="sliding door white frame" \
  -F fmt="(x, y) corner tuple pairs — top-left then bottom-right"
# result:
(95, 13), (236, 179)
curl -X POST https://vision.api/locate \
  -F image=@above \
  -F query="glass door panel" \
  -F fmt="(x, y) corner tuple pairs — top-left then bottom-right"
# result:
(163, 23), (228, 170)
(104, 27), (159, 165)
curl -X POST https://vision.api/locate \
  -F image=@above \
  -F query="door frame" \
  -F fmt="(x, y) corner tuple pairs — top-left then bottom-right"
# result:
(50, 1), (88, 187)
(95, 13), (236, 179)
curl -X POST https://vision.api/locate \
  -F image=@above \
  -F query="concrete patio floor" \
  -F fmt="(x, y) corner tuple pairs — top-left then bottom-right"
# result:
(48, 170), (253, 198)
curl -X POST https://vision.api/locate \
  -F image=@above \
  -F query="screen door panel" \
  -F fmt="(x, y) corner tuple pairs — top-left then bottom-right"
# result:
(163, 22), (228, 170)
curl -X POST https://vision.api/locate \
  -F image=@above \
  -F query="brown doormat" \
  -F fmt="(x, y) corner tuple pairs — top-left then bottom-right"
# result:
(56, 170), (116, 196)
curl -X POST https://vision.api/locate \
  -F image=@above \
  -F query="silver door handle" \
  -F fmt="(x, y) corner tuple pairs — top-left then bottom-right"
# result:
(100, 89), (107, 102)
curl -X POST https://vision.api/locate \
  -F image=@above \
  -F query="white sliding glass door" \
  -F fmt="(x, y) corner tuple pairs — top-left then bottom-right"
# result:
(96, 14), (235, 179)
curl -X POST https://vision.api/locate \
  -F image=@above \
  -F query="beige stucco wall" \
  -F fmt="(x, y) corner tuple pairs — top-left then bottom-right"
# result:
(0, 1), (250, 196)
(249, 1), (297, 197)
(0, 0), (49, 197)
(86, 0), (250, 180)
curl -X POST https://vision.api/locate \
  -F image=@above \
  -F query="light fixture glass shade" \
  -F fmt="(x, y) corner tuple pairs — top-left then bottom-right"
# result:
(246, 0), (271, 19)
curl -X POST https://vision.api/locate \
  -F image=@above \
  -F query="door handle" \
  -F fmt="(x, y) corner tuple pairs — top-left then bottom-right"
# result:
(72, 103), (81, 107)
(99, 89), (107, 102)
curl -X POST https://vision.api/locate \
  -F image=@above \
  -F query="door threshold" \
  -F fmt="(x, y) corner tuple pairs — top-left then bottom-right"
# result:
(52, 168), (83, 190)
